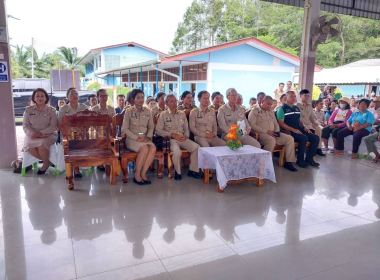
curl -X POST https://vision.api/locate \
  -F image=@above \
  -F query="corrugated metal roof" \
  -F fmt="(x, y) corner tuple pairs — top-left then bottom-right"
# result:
(261, 0), (380, 20)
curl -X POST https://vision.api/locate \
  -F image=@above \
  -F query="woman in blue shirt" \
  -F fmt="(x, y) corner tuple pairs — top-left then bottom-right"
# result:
(336, 99), (375, 159)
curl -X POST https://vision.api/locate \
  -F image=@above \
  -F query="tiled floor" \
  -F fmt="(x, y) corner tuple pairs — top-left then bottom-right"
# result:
(0, 153), (379, 280)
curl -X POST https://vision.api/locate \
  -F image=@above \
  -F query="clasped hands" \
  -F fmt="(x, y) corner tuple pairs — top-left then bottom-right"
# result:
(31, 131), (48, 140)
(171, 133), (188, 142)
(348, 121), (361, 132)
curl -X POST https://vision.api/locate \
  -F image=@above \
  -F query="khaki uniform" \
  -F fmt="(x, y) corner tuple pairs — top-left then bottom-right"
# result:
(58, 103), (88, 123)
(121, 106), (155, 152)
(248, 106), (296, 162)
(274, 89), (286, 103)
(314, 109), (326, 125)
(156, 109), (200, 174)
(90, 104), (116, 118)
(209, 104), (221, 111)
(177, 104), (197, 111)
(217, 103), (260, 148)
(22, 104), (58, 151)
(189, 107), (226, 147)
(297, 102), (322, 148)
(150, 105), (167, 117)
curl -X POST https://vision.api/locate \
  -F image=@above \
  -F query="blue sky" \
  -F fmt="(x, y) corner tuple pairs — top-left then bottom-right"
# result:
(6, 0), (193, 56)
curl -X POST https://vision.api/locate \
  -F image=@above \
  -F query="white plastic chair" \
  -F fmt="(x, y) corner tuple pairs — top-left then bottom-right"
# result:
(21, 144), (59, 176)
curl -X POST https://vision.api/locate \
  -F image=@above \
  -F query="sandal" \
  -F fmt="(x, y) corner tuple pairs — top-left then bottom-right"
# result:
(335, 151), (344, 156)
(351, 153), (358, 159)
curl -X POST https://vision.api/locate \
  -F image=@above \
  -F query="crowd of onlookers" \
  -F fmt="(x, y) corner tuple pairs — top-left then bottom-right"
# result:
(20, 82), (380, 184)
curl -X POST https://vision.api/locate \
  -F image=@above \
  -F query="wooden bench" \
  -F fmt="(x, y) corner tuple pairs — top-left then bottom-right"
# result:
(112, 112), (165, 183)
(62, 110), (119, 190)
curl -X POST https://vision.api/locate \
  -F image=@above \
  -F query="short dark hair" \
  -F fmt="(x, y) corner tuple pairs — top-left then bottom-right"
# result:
(299, 89), (310, 95)
(66, 87), (76, 98)
(287, 81), (292, 85)
(181, 90), (192, 100)
(117, 94), (125, 99)
(197, 90), (209, 99)
(96, 89), (107, 97)
(279, 83), (284, 86)
(146, 97), (155, 104)
(313, 100), (322, 108)
(257, 92), (266, 99)
(359, 98), (370, 108)
(126, 91), (133, 104)
(286, 90), (295, 95)
(211, 91), (221, 100)
(249, 97), (256, 102)
(155, 92), (166, 102)
(32, 88), (49, 104)
(328, 100), (337, 109)
(280, 94), (286, 101)
(131, 89), (144, 100)
(88, 94), (96, 101)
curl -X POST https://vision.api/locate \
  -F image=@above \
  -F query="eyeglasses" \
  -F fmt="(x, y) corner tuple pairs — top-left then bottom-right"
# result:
(99, 95), (108, 98)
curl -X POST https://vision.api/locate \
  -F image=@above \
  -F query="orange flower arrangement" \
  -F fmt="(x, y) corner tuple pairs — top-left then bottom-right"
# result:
(225, 124), (243, 150)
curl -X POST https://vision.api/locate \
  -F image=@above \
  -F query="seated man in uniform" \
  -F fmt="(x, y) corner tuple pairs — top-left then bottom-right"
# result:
(237, 94), (247, 111)
(277, 91), (320, 168)
(297, 89), (325, 157)
(217, 88), (261, 148)
(189, 90), (226, 147)
(248, 96), (297, 172)
(156, 94), (202, 181)
(90, 89), (116, 172)
(255, 92), (266, 109)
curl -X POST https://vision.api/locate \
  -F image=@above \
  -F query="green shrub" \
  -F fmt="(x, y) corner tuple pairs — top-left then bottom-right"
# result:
(88, 84), (100, 91)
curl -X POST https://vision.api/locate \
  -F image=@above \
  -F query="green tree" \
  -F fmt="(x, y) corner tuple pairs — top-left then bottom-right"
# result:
(57, 46), (81, 70)
(10, 49), (20, 78)
(14, 45), (32, 78)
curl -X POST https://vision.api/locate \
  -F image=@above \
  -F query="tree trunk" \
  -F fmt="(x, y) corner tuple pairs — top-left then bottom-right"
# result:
(340, 32), (345, 66)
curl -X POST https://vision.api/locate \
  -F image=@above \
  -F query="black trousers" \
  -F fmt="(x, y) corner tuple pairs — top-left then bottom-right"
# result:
(291, 130), (319, 162)
(321, 126), (344, 139)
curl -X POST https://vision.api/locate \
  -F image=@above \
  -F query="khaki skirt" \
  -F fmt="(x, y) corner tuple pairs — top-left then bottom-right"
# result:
(23, 133), (58, 152)
(125, 138), (154, 152)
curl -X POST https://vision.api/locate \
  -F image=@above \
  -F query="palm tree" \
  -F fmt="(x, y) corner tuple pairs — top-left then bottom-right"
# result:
(57, 46), (81, 70)
(14, 45), (32, 78)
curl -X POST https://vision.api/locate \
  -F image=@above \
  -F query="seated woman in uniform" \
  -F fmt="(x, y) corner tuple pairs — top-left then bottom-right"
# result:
(122, 89), (156, 185)
(58, 87), (88, 177)
(146, 97), (156, 110)
(150, 92), (167, 116)
(336, 99), (375, 159)
(22, 88), (58, 174)
(178, 91), (197, 111)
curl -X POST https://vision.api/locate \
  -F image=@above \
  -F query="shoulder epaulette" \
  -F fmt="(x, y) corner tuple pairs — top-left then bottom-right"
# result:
(162, 110), (168, 114)
(191, 108), (198, 112)
(127, 107), (134, 111)
(151, 106), (157, 110)
(178, 110), (185, 114)
(220, 105), (226, 110)
(91, 105), (98, 110)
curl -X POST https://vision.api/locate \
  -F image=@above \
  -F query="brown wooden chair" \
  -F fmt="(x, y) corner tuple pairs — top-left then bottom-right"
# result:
(112, 112), (165, 183)
(62, 110), (119, 190)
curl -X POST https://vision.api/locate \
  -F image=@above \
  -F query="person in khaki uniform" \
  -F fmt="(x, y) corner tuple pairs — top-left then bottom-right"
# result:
(58, 87), (88, 178)
(189, 90), (226, 147)
(22, 88), (58, 175)
(217, 88), (261, 148)
(210, 91), (223, 111)
(122, 89), (156, 185)
(90, 89), (116, 172)
(156, 94), (202, 181)
(150, 92), (167, 116)
(297, 90), (325, 157)
(248, 96), (297, 172)
(178, 91), (197, 111)
(90, 89), (116, 118)
(274, 83), (286, 103)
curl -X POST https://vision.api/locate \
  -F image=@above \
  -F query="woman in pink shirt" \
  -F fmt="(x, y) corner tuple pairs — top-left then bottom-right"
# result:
(321, 97), (352, 152)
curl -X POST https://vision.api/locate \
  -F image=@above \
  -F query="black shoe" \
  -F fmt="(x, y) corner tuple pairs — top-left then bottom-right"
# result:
(133, 178), (146, 185)
(316, 149), (326, 157)
(97, 166), (105, 172)
(305, 159), (320, 167)
(174, 171), (182, 181)
(296, 160), (309, 168)
(283, 162), (297, 172)
(74, 172), (82, 178)
(142, 179), (151, 185)
(37, 168), (47, 175)
(188, 170), (202, 179)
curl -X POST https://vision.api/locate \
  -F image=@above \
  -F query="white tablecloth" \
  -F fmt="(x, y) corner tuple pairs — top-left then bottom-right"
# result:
(198, 145), (276, 190)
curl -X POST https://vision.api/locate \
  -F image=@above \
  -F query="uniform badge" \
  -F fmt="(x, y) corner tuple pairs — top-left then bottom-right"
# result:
(131, 112), (137, 118)
(166, 118), (172, 122)
(30, 111), (35, 115)
(197, 114), (202, 118)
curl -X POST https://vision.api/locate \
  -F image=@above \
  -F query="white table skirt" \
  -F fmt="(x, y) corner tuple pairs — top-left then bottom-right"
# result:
(198, 145), (276, 190)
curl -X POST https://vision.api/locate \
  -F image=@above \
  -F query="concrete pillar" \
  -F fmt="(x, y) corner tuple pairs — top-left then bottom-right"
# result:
(299, 0), (321, 92)
(0, 0), (18, 168)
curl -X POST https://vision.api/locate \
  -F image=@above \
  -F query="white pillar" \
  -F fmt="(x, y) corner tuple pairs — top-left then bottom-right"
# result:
(299, 0), (321, 92)
(0, 0), (18, 168)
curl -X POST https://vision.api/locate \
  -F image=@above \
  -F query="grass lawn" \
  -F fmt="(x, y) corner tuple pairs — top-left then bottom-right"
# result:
(15, 118), (23, 122)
